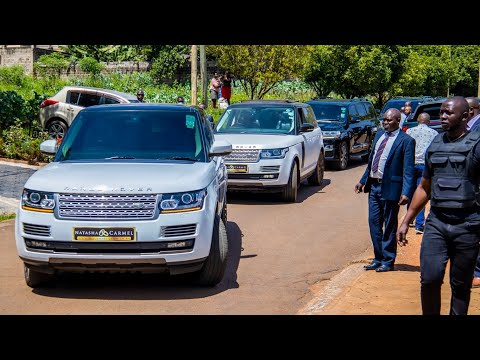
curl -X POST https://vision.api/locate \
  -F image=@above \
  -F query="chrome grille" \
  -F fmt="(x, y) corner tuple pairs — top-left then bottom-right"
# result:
(224, 149), (260, 162)
(23, 223), (51, 237)
(160, 224), (197, 237)
(260, 165), (280, 172)
(58, 194), (157, 220)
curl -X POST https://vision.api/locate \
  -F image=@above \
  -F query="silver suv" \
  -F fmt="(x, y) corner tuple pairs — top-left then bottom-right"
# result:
(16, 103), (232, 288)
(39, 86), (139, 138)
(214, 100), (325, 202)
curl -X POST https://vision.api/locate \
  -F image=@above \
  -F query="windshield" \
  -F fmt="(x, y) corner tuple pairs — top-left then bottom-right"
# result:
(55, 110), (206, 162)
(381, 99), (423, 115)
(215, 106), (295, 134)
(309, 104), (346, 122)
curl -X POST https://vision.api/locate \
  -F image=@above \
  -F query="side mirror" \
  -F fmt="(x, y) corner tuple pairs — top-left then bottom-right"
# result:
(40, 139), (57, 154)
(350, 116), (361, 123)
(375, 109), (380, 115)
(209, 139), (232, 157)
(300, 123), (314, 133)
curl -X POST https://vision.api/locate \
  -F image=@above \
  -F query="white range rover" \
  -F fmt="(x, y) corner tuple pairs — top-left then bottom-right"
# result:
(15, 104), (232, 288)
(214, 100), (325, 202)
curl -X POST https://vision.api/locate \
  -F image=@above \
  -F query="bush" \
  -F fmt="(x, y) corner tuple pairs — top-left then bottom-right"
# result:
(2, 122), (50, 164)
(0, 65), (27, 87)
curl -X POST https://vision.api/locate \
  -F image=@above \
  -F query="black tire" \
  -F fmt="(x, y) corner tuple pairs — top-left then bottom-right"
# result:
(24, 263), (54, 288)
(195, 217), (229, 286)
(333, 141), (349, 170)
(47, 119), (68, 139)
(307, 151), (325, 186)
(281, 161), (298, 203)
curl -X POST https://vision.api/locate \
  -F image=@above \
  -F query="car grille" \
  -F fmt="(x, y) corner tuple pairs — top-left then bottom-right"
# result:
(224, 149), (260, 162)
(57, 194), (158, 220)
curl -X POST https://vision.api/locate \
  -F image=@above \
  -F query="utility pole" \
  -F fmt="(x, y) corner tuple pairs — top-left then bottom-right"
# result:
(191, 45), (198, 105)
(199, 45), (207, 108)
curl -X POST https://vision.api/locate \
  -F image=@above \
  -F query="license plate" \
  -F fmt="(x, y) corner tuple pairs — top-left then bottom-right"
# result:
(73, 227), (136, 241)
(226, 164), (248, 173)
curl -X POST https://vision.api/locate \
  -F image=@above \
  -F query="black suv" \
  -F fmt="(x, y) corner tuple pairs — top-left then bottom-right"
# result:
(306, 98), (379, 170)
(379, 96), (434, 119)
(401, 98), (445, 133)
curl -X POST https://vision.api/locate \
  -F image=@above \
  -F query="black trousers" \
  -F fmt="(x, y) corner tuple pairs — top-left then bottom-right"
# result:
(420, 210), (480, 315)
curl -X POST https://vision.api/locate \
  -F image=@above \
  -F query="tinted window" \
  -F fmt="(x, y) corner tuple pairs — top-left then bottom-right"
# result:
(215, 106), (295, 134)
(68, 91), (80, 105)
(414, 104), (441, 121)
(355, 103), (368, 120)
(308, 104), (346, 121)
(365, 102), (376, 118)
(305, 106), (319, 127)
(348, 104), (358, 119)
(78, 93), (101, 107)
(55, 110), (206, 162)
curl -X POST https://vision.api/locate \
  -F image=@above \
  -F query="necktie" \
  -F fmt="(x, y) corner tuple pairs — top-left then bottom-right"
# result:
(372, 133), (390, 173)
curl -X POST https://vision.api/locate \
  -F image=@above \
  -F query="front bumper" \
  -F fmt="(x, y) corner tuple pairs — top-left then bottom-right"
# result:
(15, 192), (217, 275)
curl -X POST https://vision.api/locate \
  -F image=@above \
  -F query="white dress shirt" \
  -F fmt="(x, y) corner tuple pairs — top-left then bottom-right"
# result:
(370, 128), (400, 179)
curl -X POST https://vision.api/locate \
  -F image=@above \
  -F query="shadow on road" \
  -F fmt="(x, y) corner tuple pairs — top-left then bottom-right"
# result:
(227, 178), (331, 205)
(32, 220), (243, 300)
(394, 264), (420, 272)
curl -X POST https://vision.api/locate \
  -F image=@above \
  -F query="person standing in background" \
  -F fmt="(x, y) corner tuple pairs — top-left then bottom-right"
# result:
(220, 71), (234, 105)
(209, 72), (221, 109)
(355, 108), (415, 273)
(136, 89), (145, 102)
(406, 112), (438, 234)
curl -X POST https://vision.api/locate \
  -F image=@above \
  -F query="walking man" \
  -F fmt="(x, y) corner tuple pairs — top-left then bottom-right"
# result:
(406, 112), (438, 234)
(355, 108), (415, 273)
(397, 96), (480, 315)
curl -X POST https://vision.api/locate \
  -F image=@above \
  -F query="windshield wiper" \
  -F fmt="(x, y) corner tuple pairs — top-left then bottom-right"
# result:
(160, 157), (198, 162)
(104, 156), (136, 160)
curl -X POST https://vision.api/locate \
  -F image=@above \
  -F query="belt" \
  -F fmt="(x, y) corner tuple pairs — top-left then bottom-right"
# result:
(370, 177), (382, 184)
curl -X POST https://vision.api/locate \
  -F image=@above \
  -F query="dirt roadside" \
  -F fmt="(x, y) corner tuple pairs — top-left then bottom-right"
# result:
(299, 207), (480, 315)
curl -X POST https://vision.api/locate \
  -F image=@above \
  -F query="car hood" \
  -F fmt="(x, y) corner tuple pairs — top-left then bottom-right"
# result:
(317, 122), (345, 131)
(24, 162), (214, 194)
(214, 134), (300, 149)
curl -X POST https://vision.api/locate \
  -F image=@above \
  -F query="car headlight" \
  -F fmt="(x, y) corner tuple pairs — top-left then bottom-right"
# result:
(322, 130), (341, 138)
(159, 189), (207, 213)
(260, 148), (289, 159)
(21, 189), (55, 213)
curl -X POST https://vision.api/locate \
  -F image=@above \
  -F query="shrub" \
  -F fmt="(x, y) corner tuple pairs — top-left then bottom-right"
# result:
(2, 122), (50, 164)
(0, 65), (27, 87)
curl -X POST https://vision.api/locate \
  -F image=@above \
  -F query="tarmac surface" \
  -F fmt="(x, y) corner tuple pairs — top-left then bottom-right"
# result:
(2, 159), (480, 315)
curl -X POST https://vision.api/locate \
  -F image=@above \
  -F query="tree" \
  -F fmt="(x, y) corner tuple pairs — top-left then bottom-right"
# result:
(213, 45), (308, 99)
(303, 45), (336, 97)
(149, 45), (190, 84)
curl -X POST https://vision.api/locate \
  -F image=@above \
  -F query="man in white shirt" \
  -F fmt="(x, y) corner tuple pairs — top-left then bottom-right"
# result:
(406, 112), (438, 234)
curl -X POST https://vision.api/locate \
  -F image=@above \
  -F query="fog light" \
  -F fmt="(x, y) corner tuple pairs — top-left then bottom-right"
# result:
(167, 241), (186, 248)
(25, 240), (48, 248)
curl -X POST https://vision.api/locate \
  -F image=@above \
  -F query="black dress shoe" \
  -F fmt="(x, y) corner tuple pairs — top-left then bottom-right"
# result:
(375, 265), (394, 272)
(364, 262), (381, 270)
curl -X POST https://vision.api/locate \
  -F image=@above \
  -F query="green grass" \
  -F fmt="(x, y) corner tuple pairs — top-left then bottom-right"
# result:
(0, 213), (15, 221)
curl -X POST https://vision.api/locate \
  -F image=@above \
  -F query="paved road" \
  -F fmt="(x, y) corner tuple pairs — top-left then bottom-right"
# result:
(0, 158), (373, 314)
(0, 162), (38, 214)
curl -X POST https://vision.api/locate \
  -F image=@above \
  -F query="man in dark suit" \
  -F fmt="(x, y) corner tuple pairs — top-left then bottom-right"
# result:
(355, 108), (415, 272)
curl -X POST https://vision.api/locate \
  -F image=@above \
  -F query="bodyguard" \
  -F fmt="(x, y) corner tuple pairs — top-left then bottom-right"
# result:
(397, 96), (480, 315)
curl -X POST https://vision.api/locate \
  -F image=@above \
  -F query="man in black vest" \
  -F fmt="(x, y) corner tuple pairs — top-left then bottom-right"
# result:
(397, 96), (480, 315)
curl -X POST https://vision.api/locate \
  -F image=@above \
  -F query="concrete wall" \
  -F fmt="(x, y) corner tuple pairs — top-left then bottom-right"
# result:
(0, 45), (222, 81)
(0, 45), (54, 74)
